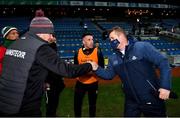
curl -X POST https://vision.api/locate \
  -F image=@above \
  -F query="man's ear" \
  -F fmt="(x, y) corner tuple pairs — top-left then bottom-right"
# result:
(82, 40), (85, 45)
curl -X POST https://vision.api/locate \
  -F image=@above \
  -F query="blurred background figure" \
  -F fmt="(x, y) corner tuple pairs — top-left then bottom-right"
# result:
(45, 35), (65, 117)
(0, 26), (19, 75)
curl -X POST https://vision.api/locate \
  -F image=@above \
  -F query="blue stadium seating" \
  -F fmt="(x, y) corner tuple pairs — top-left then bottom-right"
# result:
(141, 36), (180, 55)
(0, 17), (179, 59)
(98, 21), (132, 34)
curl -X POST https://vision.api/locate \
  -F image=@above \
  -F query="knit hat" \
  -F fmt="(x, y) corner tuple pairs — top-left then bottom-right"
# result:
(29, 17), (54, 34)
(35, 9), (44, 17)
(1, 26), (17, 38)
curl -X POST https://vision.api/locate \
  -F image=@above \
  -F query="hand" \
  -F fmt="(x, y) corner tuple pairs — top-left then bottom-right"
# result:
(44, 83), (50, 91)
(158, 88), (170, 100)
(87, 61), (99, 71)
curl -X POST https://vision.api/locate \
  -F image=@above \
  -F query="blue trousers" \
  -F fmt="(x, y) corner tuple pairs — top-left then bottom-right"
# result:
(124, 95), (166, 117)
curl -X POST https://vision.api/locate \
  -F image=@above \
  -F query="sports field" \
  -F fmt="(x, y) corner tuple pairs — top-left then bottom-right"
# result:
(41, 77), (180, 117)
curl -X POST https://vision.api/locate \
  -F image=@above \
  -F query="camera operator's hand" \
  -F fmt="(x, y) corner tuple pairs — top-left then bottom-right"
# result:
(87, 61), (99, 71)
(159, 88), (170, 100)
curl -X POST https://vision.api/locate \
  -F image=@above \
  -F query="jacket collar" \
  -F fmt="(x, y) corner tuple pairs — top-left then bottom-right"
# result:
(26, 31), (49, 44)
(114, 37), (136, 57)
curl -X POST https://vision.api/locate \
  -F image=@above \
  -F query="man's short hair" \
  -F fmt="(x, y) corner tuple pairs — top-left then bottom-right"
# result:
(108, 26), (126, 36)
(81, 32), (93, 39)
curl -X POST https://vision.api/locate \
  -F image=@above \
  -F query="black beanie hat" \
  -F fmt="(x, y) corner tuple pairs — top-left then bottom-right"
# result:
(29, 17), (54, 34)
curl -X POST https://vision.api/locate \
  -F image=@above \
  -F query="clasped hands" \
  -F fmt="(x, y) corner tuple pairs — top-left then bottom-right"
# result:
(87, 61), (99, 71)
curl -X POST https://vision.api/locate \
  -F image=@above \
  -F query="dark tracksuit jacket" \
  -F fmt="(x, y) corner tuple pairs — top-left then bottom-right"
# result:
(0, 32), (92, 116)
(95, 40), (171, 115)
(45, 42), (65, 116)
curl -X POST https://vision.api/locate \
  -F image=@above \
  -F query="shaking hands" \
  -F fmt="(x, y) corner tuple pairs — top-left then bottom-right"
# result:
(87, 61), (99, 71)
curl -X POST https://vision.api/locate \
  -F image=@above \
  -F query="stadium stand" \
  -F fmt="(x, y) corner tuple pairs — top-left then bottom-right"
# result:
(0, 17), (180, 61)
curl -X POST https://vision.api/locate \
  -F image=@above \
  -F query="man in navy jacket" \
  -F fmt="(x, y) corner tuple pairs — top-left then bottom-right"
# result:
(90, 26), (171, 117)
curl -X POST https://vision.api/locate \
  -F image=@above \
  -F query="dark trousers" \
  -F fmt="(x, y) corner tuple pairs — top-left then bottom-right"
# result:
(0, 109), (41, 117)
(0, 102), (42, 116)
(124, 96), (167, 117)
(74, 81), (98, 117)
(46, 79), (65, 117)
(0, 112), (18, 117)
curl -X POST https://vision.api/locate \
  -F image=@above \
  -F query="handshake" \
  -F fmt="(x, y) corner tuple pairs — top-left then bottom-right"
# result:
(87, 61), (99, 71)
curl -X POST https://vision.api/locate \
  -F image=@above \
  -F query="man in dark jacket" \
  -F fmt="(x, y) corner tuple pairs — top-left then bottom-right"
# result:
(45, 36), (65, 117)
(90, 26), (171, 117)
(0, 16), (92, 116)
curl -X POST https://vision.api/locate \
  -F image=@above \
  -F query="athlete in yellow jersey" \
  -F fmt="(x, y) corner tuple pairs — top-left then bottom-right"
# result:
(74, 33), (104, 117)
